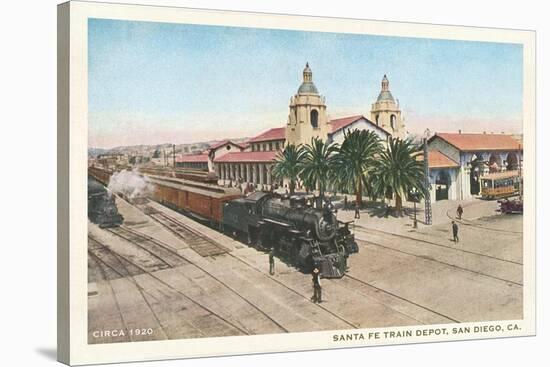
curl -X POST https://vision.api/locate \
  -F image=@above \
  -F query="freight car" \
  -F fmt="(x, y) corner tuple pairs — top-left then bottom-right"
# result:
(88, 165), (113, 186)
(147, 175), (242, 224)
(223, 192), (357, 278)
(88, 175), (123, 228)
(139, 166), (218, 184)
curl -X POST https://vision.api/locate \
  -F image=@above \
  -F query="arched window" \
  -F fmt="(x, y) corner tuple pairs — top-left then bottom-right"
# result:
(375, 114), (379, 125)
(310, 109), (319, 128)
(390, 114), (396, 130)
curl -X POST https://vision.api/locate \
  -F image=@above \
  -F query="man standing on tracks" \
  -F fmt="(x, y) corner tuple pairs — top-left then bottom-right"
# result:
(457, 204), (464, 220)
(311, 267), (322, 303)
(269, 247), (275, 275)
(452, 221), (459, 243)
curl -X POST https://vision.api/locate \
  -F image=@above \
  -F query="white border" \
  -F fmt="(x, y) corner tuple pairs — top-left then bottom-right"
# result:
(64, 1), (536, 364)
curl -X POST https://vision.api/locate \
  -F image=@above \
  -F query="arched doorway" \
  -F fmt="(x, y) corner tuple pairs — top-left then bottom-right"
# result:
(488, 153), (502, 173)
(506, 152), (518, 171)
(470, 154), (483, 195)
(435, 171), (450, 201)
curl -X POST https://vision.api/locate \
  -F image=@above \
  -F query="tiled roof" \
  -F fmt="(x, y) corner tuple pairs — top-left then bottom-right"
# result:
(208, 140), (247, 150)
(214, 150), (278, 163)
(427, 150), (460, 168)
(431, 133), (522, 152)
(329, 115), (363, 133)
(176, 153), (209, 163)
(247, 127), (286, 143)
(329, 115), (390, 135)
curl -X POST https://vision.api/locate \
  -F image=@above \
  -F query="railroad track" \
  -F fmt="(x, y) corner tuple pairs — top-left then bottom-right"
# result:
(144, 207), (229, 257)
(355, 237), (523, 287)
(89, 234), (251, 337)
(133, 204), (359, 329)
(88, 235), (169, 341)
(221, 247), (459, 328)
(342, 274), (461, 323)
(98, 224), (289, 334)
(445, 206), (522, 234)
(354, 226), (523, 266)
(106, 225), (189, 268)
(141, 204), (437, 329)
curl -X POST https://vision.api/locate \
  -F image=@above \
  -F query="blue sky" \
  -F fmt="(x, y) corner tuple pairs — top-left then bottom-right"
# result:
(88, 18), (523, 148)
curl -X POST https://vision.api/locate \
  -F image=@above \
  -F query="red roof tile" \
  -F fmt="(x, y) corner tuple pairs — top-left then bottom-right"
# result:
(247, 127), (286, 143)
(329, 115), (363, 133)
(329, 115), (390, 135)
(427, 150), (460, 168)
(431, 133), (522, 152)
(214, 151), (278, 163)
(176, 153), (209, 163)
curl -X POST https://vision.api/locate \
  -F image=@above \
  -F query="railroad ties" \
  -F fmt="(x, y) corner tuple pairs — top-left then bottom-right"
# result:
(143, 206), (230, 257)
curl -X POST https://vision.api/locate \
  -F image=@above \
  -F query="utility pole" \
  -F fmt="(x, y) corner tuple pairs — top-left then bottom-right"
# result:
(423, 129), (432, 225)
(173, 144), (176, 168)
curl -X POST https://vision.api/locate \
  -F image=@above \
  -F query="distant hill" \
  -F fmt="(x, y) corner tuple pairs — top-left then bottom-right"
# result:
(88, 137), (250, 158)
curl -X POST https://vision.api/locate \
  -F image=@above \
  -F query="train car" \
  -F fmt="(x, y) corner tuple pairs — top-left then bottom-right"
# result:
(88, 165), (358, 278)
(222, 192), (358, 278)
(147, 175), (241, 224)
(88, 165), (113, 186)
(480, 170), (520, 199)
(138, 166), (218, 183)
(88, 175), (123, 228)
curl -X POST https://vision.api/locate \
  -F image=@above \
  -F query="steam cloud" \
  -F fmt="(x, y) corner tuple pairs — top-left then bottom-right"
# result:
(108, 169), (154, 199)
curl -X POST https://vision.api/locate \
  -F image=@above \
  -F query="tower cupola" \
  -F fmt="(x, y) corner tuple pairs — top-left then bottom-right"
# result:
(370, 74), (405, 138)
(297, 62), (319, 94)
(286, 63), (329, 146)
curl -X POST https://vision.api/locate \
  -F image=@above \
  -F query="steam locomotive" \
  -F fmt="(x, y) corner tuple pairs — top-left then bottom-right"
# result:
(88, 176), (124, 228)
(89, 166), (358, 278)
(223, 192), (358, 278)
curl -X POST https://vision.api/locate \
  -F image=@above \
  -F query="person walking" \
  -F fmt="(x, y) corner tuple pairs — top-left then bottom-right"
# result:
(452, 221), (459, 243)
(344, 195), (348, 211)
(268, 247), (275, 275)
(457, 204), (463, 220)
(354, 205), (360, 219)
(311, 267), (322, 303)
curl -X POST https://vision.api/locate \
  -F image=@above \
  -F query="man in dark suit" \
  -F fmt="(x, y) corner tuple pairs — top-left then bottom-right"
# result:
(311, 267), (322, 303)
(268, 247), (275, 275)
(452, 221), (459, 243)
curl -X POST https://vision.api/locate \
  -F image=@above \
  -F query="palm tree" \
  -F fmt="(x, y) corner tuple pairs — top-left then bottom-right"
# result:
(370, 137), (425, 215)
(332, 129), (382, 208)
(300, 137), (339, 201)
(272, 144), (305, 195)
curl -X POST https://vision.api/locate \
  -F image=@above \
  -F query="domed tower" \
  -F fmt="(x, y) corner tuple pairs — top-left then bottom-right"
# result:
(370, 75), (405, 139)
(286, 63), (329, 146)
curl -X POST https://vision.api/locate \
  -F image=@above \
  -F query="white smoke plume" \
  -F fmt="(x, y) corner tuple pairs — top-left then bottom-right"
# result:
(108, 169), (154, 199)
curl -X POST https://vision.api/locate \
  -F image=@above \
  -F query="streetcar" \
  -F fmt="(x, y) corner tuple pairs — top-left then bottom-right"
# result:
(480, 170), (520, 199)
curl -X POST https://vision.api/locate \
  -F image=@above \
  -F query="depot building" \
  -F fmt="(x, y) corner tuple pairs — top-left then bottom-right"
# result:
(426, 132), (522, 202)
(177, 64), (400, 188)
(176, 63), (523, 200)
